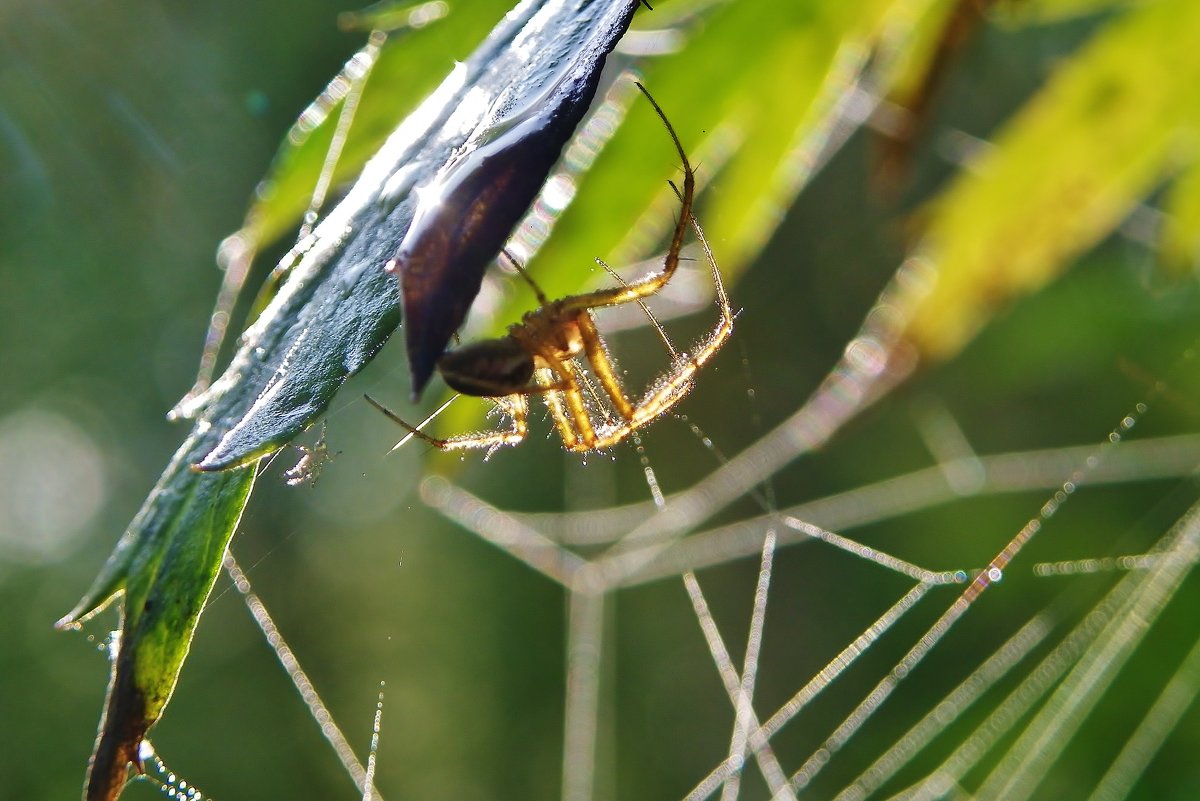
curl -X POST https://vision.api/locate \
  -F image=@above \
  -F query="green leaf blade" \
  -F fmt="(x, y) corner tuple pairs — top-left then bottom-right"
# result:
(60, 431), (255, 801)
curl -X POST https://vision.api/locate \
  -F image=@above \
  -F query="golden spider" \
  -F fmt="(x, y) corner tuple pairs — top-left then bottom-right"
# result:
(367, 82), (733, 454)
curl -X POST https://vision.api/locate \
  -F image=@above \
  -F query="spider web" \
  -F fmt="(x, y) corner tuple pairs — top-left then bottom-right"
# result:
(396, 311), (1198, 801)
(200, 269), (1200, 801)
(186, 208), (1200, 801)
(138, 34), (1200, 801)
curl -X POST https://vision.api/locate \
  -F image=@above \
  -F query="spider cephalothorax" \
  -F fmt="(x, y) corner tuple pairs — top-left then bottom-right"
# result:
(368, 82), (733, 454)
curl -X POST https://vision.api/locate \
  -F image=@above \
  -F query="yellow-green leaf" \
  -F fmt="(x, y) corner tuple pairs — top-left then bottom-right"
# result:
(903, 0), (1200, 358)
(1161, 156), (1200, 275)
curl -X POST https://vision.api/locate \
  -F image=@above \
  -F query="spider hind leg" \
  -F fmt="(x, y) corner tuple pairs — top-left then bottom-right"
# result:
(366, 393), (531, 453)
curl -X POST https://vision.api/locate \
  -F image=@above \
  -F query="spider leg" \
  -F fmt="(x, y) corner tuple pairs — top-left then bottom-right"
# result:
(559, 82), (695, 316)
(537, 82), (691, 323)
(501, 248), (550, 307)
(573, 359), (621, 429)
(546, 355), (630, 449)
(545, 356), (598, 450)
(364, 394), (450, 448)
(366, 393), (530, 452)
(541, 84), (696, 450)
(541, 382), (579, 449)
(503, 327), (599, 450)
(558, 84), (730, 453)
(440, 394), (530, 453)
(589, 210), (734, 450)
(575, 312), (635, 421)
(595, 256), (678, 358)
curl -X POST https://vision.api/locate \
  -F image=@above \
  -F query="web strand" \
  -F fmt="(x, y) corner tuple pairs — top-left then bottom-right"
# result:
(684, 584), (932, 800)
(362, 683), (386, 801)
(832, 615), (1053, 801)
(771, 395), (1158, 795)
(496, 434), (1200, 547)
(562, 590), (606, 801)
(223, 553), (385, 801)
(718, 530), (779, 801)
(680, 570), (794, 801)
(974, 502), (1200, 801)
(1084, 623), (1200, 801)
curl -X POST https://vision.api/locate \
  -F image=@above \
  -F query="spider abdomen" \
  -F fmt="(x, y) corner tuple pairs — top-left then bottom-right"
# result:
(437, 336), (536, 397)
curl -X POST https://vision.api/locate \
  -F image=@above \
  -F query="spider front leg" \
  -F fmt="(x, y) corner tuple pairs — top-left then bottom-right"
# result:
(555, 82), (695, 321)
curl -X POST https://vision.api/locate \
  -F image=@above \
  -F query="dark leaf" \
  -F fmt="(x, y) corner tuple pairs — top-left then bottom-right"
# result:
(397, 16), (641, 397)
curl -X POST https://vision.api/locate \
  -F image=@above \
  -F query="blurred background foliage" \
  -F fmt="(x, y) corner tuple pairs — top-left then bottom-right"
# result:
(3, 0), (1200, 799)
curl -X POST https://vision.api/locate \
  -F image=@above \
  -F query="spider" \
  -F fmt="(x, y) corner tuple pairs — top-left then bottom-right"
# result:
(367, 82), (733, 454)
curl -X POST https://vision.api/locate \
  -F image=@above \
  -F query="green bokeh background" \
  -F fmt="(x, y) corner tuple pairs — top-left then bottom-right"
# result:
(3, 2), (1200, 800)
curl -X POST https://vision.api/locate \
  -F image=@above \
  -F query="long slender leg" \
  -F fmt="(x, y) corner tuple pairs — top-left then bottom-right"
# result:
(560, 85), (727, 451)
(502, 248), (550, 307)
(558, 82), (695, 315)
(366, 393), (530, 452)
(587, 211), (734, 450)
(575, 313), (635, 421)
(556, 358), (598, 449)
(541, 383), (579, 451)
(595, 256), (679, 359)
(507, 327), (601, 450)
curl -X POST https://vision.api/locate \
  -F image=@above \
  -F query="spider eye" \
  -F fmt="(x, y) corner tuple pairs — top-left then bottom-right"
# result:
(438, 337), (535, 397)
